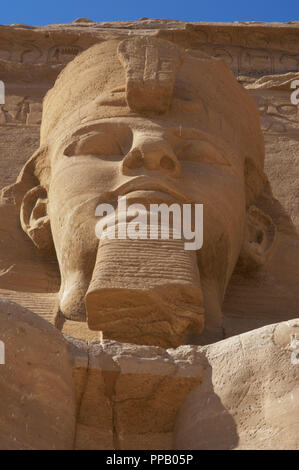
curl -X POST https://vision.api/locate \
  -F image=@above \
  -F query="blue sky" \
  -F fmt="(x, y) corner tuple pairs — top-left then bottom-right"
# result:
(0, 0), (298, 26)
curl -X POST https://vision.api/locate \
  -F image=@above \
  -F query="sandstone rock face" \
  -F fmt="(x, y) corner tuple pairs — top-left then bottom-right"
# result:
(174, 320), (299, 450)
(0, 19), (298, 450)
(0, 33), (271, 347)
(0, 300), (76, 449)
(67, 320), (299, 450)
(0, 303), (298, 450)
(2, 31), (270, 348)
(69, 337), (203, 450)
(0, 20), (298, 339)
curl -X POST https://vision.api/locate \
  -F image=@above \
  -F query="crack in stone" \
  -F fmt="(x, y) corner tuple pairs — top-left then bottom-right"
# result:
(102, 356), (121, 450)
(72, 341), (90, 450)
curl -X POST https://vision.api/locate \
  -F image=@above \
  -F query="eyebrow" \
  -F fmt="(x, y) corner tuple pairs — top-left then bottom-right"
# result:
(70, 122), (124, 139)
(171, 126), (221, 145)
(67, 120), (237, 162)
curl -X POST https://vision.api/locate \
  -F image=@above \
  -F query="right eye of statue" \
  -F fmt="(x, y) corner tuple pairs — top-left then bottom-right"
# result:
(64, 133), (122, 158)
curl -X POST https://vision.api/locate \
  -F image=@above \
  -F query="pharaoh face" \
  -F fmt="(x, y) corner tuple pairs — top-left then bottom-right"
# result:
(47, 114), (246, 334)
(20, 37), (267, 346)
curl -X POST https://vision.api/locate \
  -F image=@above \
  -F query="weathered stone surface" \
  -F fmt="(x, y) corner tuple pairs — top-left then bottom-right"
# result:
(0, 20), (298, 340)
(67, 320), (299, 450)
(0, 300), (76, 449)
(174, 320), (299, 450)
(0, 300), (298, 450)
(0, 19), (298, 450)
(68, 338), (203, 450)
(0, 34), (270, 347)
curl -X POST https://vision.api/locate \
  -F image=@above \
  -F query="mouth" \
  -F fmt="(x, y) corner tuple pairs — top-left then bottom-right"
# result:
(119, 190), (179, 205)
(112, 177), (190, 204)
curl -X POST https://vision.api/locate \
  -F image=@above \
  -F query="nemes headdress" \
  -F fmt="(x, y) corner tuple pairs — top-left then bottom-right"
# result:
(9, 37), (265, 207)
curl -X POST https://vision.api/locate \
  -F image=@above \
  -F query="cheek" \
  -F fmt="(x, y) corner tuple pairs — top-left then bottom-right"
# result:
(204, 179), (246, 256)
(182, 165), (246, 268)
(50, 156), (121, 203)
(182, 164), (246, 218)
(48, 158), (120, 220)
(47, 159), (120, 260)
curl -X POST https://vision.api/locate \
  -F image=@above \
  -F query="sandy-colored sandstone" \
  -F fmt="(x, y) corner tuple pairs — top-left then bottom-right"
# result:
(0, 19), (298, 450)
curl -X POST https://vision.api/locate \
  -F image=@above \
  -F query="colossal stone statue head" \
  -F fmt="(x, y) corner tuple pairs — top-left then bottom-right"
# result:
(5, 37), (276, 347)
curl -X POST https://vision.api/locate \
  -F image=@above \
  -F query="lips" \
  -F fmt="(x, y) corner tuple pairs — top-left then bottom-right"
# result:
(121, 190), (179, 205)
(113, 177), (190, 203)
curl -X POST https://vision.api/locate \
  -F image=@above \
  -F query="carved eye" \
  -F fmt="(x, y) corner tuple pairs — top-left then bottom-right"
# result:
(276, 105), (297, 116)
(64, 133), (122, 157)
(176, 140), (230, 166)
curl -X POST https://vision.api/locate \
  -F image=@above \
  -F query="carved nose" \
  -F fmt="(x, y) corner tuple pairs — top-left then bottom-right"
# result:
(122, 140), (181, 178)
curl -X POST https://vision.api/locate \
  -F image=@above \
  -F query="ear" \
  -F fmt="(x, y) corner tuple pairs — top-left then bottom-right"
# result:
(237, 205), (277, 272)
(20, 185), (54, 254)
